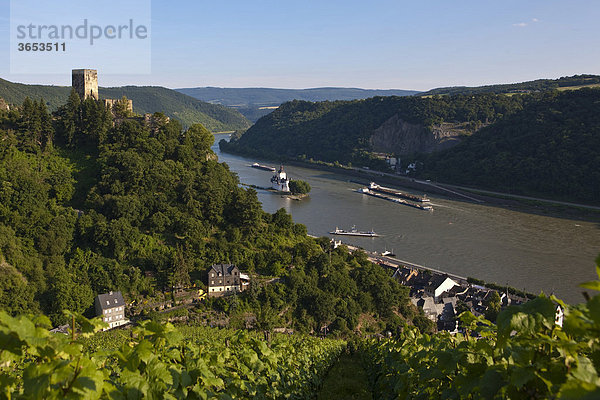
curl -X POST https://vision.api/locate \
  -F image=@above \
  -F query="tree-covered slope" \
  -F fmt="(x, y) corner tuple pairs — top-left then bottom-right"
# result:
(0, 97), (424, 335)
(221, 94), (524, 167)
(101, 86), (251, 131)
(421, 74), (600, 96)
(222, 88), (600, 204)
(0, 78), (251, 131)
(418, 89), (600, 204)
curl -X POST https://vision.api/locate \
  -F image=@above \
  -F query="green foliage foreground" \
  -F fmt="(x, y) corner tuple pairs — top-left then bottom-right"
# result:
(0, 314), (345, 399)
(358, 260), (600, 399)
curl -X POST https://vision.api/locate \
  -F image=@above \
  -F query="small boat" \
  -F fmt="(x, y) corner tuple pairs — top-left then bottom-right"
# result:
(250, 162), (276, 172)
(329, 226), (380, 237)
(381, 250), (396, 257)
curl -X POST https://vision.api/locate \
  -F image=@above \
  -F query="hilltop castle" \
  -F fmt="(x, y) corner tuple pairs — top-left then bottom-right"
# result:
(71, 69), (133, 113)
(72, 69), (98, 100)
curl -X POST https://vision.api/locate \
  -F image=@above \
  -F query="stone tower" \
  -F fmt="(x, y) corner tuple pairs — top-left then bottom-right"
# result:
(72, 69), (98, 100)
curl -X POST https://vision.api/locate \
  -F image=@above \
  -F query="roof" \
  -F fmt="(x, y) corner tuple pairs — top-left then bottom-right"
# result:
(96, 291), (125, 310)
(209, 264), (238, 277)
(428, 274), (450, 289)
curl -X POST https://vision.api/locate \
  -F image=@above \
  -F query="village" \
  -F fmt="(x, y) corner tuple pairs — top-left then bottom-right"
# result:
(83, 240), (538, 335)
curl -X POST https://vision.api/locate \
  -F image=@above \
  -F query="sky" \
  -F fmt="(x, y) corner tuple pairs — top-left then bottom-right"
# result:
(0, 0), (599, 91)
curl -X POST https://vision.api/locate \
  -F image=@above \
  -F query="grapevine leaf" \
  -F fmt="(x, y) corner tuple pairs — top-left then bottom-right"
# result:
(587, 294), (600, 325)
(558, 378), (600, 400)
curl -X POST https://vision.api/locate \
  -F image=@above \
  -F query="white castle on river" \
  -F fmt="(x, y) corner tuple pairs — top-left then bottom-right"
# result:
(271, 165), (290, 192)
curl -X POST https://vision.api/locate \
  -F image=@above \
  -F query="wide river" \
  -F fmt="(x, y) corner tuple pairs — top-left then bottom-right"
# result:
(212, 134), (599, 303)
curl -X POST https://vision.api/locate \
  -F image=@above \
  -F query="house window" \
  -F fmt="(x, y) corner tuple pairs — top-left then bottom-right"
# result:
(106, 301), (110, 305)
(211, 273), (214, 277)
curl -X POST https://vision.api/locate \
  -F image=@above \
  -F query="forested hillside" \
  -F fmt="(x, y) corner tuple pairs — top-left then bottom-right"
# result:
(0, 94), (424, 334)
(101, 86), (251, 131)
(221, 93), (524, 167)
(222, 88), (600, 204)
(418, 89), (600, 204)
(421, 74), (600, 96)
(0, 78), (250, 131)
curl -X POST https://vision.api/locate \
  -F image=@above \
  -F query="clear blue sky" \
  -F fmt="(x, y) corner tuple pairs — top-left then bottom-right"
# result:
(1, 0), (599, 91)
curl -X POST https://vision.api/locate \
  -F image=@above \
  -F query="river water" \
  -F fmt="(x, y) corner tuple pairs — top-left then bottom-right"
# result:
(212, 134), (599, 303)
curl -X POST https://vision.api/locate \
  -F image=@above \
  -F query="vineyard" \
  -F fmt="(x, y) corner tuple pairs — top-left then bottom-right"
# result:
(1, 264), (599, 399)
(0, 315), (345, 399)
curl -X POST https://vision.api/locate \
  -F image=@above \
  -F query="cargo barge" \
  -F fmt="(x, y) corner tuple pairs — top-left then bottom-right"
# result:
(250, 163), (276, 172)
(369, 182), (429, 203)
(329, 226), (380, 237)
(357, 188), (433, 211)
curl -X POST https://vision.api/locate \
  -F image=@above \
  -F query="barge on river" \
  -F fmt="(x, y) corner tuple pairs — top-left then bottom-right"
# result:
(250, 163), (276, 172)
(357, 188), (433, 211)
(369, 182), (429, 203)
(329, 226), (380, 237)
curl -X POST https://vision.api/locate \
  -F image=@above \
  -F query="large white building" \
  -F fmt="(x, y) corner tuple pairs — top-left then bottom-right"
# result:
(94, 291), (129, 330)
(271, 165), (290, 192)
(207, 264), (242, 297)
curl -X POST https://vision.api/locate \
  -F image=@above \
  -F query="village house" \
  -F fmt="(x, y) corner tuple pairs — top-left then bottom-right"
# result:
(207, 264), (242, 297)
(425, 275), (459, 299)
(94, 291), (128, 330)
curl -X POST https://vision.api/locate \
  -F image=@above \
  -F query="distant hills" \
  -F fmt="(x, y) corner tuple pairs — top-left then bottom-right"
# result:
(175, 87), (420, 121)
(420, 74), (600, 96)
(0, 78), (250, 131)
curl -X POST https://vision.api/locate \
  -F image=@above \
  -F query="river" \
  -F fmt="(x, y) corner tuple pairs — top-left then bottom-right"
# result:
(212, 134), (600, 303)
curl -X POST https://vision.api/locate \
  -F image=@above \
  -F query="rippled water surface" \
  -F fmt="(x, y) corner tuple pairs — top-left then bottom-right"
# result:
(213, 135), (600, 303)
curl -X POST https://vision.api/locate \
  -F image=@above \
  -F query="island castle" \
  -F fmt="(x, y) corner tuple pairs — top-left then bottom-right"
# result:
(271, 165), (290, 192)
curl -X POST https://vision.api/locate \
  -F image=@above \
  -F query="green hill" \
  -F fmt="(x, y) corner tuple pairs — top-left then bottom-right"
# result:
(222, 88), (600, 205)
(222, 93), (524, 165)
(0, 78), (251, 131)
(176, 86), (420, 121)
(421, 74), (600, 96)
(418, 89), (600, 204)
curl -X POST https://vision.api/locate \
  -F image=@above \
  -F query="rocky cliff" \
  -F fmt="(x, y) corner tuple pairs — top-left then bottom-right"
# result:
(369, 114), (473, 155)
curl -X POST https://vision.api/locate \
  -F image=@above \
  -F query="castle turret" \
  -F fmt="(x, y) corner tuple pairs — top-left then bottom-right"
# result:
(72, 69), (98, 100)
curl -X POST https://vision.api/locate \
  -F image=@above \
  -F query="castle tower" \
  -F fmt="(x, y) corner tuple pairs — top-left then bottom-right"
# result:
(72, 69), (98, 100)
